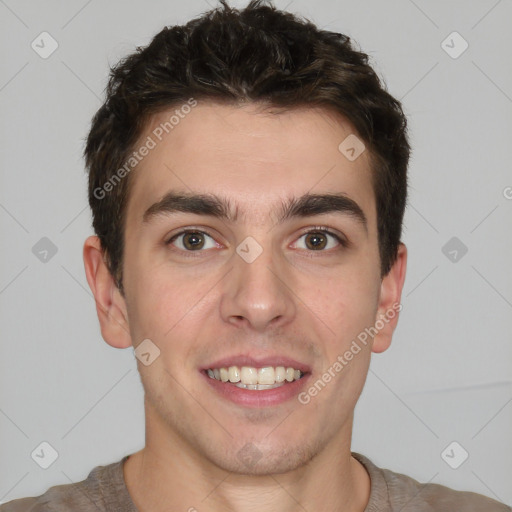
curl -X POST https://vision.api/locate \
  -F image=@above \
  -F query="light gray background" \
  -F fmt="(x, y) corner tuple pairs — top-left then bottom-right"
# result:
(1, 0), (511, 505)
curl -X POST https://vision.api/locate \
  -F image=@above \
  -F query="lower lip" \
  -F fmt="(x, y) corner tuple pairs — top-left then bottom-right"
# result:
(201, 371), (310, 408)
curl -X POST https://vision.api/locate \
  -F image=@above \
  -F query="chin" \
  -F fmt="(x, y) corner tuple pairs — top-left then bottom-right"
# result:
(202, 438), (321, 476)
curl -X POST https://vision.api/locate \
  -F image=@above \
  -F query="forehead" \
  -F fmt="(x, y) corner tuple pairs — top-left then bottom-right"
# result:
(125, 102), (376, 229)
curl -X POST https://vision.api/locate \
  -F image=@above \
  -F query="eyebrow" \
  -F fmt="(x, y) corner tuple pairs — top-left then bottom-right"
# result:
(143, 191), (368, 232)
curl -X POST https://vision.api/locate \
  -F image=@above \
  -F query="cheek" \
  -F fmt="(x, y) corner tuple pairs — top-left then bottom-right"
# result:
(124, 259), (218, 348)
(299, 264), (380, 345)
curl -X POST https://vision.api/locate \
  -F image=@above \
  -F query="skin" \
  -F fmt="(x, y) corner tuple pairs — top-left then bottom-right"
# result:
(84, 102), (407, 512)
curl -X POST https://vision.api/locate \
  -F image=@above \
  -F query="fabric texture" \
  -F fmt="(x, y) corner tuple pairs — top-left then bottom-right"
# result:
(1, 452), (509, 511)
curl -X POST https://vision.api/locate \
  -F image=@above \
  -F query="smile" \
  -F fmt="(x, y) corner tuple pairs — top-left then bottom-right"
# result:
(207, 365), (303, 390)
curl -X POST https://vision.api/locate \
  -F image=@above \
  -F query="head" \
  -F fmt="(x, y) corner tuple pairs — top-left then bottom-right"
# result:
(83, 0), (408, 475)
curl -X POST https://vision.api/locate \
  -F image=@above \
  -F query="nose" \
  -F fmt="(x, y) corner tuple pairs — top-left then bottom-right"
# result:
(220, 241), (297, 332)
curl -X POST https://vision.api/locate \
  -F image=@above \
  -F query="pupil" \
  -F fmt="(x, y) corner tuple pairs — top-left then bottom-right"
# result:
(307, 233), (326, 250)
(185, 232), (204, 250)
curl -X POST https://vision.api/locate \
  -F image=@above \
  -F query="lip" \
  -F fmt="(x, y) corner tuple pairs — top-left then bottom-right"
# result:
(202, 370), (311, 408)
(200, 354), (312, 408)
(201, 355), (311, 374)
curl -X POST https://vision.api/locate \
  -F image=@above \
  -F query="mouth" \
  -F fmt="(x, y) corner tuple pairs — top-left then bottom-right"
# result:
(206, 365), (304, 390)
(201, 358), (311, 407)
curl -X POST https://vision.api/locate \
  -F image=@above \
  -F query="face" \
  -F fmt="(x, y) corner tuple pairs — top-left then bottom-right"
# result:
(98, 102), (404, 475)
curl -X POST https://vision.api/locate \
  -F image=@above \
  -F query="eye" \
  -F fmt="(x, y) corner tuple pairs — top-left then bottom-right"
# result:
(293, 228), (346, 251)
(166, 230), (218, 251)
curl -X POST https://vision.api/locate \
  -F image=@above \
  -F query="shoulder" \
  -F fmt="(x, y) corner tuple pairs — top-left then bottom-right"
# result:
(0, 497), (48, 512)
(353, 452), (511, 512)
(0, 481), (87, 512)
(0, 458), (127, 512)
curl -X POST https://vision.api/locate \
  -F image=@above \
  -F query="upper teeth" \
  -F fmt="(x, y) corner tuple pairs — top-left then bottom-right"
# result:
(207, 366), (302, 385)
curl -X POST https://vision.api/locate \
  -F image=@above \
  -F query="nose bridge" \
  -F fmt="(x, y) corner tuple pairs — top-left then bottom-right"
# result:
(220, 235), (296, 331)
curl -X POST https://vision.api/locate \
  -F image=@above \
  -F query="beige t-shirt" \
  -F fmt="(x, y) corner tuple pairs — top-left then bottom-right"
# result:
(1, 452), (509, 511)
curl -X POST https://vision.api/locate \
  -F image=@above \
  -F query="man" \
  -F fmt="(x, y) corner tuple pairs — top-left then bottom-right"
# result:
(2, 1), (508, 511)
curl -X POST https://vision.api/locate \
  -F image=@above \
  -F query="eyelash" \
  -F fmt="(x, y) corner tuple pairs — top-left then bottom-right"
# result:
(165, 226), (348, 257)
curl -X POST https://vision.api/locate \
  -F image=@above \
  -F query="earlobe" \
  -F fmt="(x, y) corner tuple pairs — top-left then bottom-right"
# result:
(83, 236), (132, 349)
(371, 243), (407, 354)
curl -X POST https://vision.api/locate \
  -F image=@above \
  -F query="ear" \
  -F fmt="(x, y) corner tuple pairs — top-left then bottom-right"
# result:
(371, 243), (407, 354)
(83, 235), (132, 349)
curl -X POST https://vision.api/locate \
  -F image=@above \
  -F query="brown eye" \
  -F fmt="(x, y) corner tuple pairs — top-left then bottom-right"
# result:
(167, 230), (217, 251)
(304, 232), (328, 250)
(182, 232), (205, 250)
(294, 229), (344, 251)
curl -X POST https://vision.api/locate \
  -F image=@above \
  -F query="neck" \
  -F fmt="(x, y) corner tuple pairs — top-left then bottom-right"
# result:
(123, 403), (370, 512)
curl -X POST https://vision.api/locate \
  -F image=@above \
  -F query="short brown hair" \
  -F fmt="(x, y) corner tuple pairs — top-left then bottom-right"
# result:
(84, 0), (410, 292)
